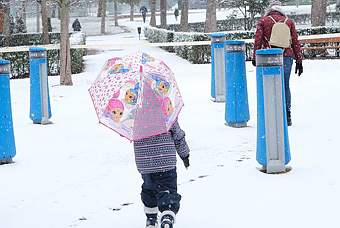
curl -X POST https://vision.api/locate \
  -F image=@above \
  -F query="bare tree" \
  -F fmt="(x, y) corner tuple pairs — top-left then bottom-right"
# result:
(114, 0), (118, 26)
(160, 0), (167, 28)
(41, 0), (49, 44)
(54, 0), (73, 86)
(36, 1), (40, 32)
(97, 0), (103, 17)
(129, 0), (134, 21)
(20, 0), (27, 26)
(2, 0), (11, 46)
(149, 0), (156, 26)
(204, 0), (217, 32)
(0, 6), (5, 35)
(180, 0), (188, 31)
(311, 0), (327, 26)
(101, 0), (107, 34)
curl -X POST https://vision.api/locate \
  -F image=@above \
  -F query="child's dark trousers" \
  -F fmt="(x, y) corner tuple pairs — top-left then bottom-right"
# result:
(141, 168), (181, 214)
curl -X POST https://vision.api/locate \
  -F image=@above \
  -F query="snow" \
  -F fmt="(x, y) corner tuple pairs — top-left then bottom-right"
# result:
(1, 16), (340, 228)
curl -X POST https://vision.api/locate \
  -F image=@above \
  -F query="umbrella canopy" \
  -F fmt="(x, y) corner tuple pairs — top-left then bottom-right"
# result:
(140, 6), (148, 13)
(89, 52), (184, 141)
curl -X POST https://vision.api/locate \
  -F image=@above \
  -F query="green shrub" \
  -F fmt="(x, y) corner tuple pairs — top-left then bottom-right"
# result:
(0, 32), (86, 79)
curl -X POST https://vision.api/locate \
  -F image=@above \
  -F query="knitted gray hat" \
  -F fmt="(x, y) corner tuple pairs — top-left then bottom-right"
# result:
(265, 0), (285, 16)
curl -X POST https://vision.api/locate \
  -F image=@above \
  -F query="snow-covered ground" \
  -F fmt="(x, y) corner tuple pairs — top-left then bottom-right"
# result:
(2, 18), (340, 228)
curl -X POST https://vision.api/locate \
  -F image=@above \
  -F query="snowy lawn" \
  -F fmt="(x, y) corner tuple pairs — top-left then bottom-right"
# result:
(1, 30), (340, 228)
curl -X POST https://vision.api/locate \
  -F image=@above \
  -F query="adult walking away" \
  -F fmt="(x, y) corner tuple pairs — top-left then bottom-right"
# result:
(140, 6), (147, 23)
(72, 18), (82, 32)
(253, 0), (303, 126)
(174, 8), (179, 21)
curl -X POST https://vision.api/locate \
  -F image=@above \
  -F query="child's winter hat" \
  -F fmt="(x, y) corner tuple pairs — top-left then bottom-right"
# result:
(265, 0), (285, 16)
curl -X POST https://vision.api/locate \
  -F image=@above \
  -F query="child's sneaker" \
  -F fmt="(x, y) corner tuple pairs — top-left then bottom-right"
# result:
(160, 211), (175, 228)
(145, 214), (158, 228)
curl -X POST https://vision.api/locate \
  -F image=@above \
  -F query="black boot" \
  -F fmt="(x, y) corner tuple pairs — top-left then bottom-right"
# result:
(287, 109), (292, 126)
(145, 213), (158, 228)
(160, 211), (175, 228)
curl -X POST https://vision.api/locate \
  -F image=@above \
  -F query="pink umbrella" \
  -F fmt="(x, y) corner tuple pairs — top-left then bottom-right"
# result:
(89, 52), (184, 141)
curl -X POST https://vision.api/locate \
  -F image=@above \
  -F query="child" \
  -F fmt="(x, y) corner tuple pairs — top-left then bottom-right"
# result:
(133, 120), (190, 228)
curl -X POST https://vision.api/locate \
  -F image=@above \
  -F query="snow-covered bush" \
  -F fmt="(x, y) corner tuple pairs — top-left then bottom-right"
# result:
(0, 32), (86, 79)
(161, 12), (340, 32)
(144, 25), (340, 63)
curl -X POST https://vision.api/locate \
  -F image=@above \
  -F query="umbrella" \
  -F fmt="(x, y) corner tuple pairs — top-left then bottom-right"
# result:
(140, 6), (148, 13)
(89, 52), (184, 141)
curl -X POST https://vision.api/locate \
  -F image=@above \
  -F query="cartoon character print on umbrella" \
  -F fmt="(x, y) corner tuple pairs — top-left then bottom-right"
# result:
(104, 91), (124, 123)
(108, 64), (130, 76)
(151, 74), (171, 96)
(161, 96), (174, 117)
(124, 81), (140, 105)
(150, 74), (174, 120)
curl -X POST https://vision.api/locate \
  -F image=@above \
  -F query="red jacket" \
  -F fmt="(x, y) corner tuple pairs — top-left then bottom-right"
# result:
(253, 11), (303, 63)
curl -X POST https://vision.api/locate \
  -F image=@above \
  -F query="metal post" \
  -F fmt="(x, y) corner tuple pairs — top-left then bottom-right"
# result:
(210, 33), (226, 102)
(224, 40), (250, 128)
(255, 48), (291, 174)
(0, 59), (16, 164)
(29, 47), (52, 125)
(137, 27), (141, 40)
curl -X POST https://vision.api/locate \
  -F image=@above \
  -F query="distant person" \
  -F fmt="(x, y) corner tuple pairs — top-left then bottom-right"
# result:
(140, 6), (147, 23)
(253, 0), (303, 126)
(72, 18), (81, 32)
(174, 8), (179, 21)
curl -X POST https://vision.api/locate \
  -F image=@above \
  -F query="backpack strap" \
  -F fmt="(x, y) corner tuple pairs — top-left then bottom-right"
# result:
(268, 16), (276, 23)
(283, 17), (288, 24)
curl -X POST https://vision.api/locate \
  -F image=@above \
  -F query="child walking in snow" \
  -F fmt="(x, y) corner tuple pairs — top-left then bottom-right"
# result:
(133, 120), (190, 228)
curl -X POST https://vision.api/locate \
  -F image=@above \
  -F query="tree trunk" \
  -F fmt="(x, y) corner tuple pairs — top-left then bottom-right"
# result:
(204, 0), (217, 33)
(36, 3), (40, 32)
(160, 0), (167, 28)
(22, 0), (27, 25)
(244, 5), (247, 30)
(311, 0), (327, 26)
(129, 0), (134, 21)
(60, 1), (73, 86)
(150, 0), (156, 26)
(114, 0), (118, 26)
(180, 0), (188, 31)
(97, 0), (103, 17)
(41, 0), (49, 44)
(3, 1), (10, 46)
(101, 0), (107, 34)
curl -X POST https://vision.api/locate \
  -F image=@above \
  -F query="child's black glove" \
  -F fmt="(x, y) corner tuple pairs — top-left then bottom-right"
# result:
(182, 155), (190, 169)
(252, 60), (256, 67)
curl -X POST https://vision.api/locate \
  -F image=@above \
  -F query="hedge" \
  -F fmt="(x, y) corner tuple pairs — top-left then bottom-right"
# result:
(0, 32), (86, 79)
(144, 26), (340, 64)
(160, 12), (340, 33)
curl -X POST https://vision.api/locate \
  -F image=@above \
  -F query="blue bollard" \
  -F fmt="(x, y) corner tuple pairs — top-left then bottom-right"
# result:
(0, 59), (16, 164)
(255, 48), (291, 174)
(210, 33), (226, 102)
(29, 47), (52, 124)
(224, 40), (250, 128)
